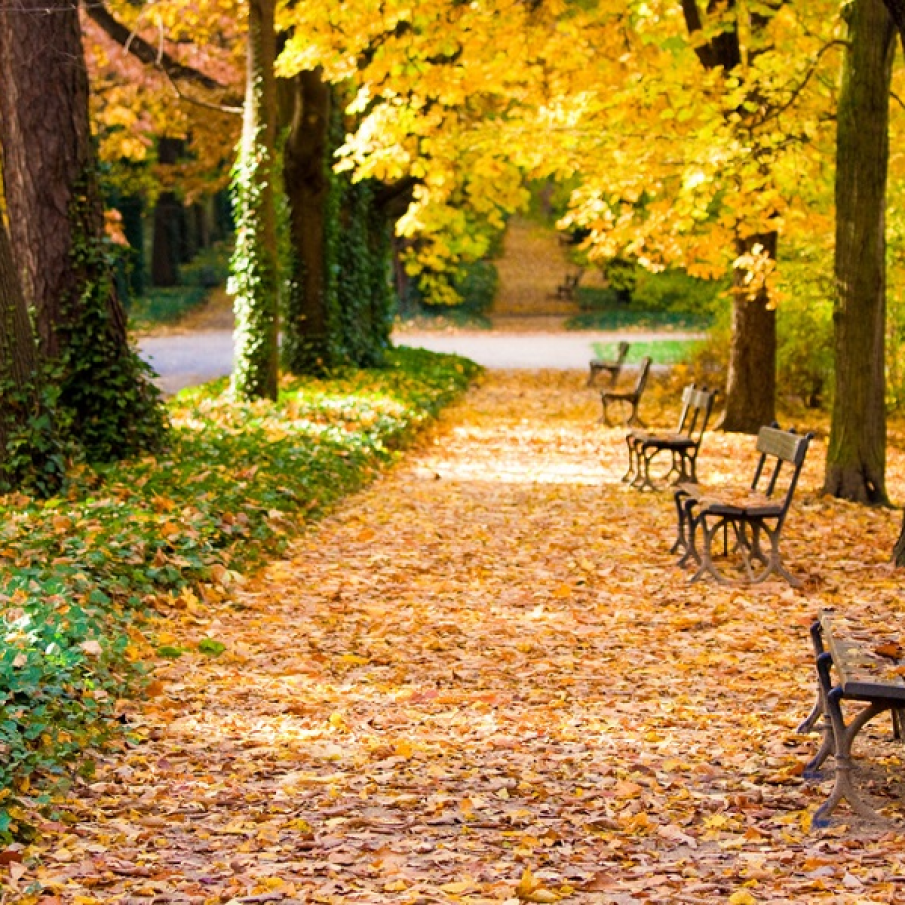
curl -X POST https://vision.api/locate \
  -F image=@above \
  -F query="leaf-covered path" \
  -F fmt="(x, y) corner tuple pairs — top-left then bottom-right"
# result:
(20, 372), (905, 903)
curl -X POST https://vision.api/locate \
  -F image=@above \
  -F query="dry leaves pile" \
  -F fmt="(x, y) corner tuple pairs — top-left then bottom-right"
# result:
(11, 371), (905, 904)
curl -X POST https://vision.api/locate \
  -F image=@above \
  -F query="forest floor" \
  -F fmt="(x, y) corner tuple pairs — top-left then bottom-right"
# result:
(16, 369), (905, 904)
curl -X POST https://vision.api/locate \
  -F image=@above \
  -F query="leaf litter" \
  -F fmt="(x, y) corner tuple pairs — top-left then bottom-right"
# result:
(10, 370), (905, 903)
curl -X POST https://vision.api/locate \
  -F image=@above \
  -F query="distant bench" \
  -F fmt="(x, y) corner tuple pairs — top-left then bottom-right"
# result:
(622, 384), (717, 492)
(672, 424), (812, 586)
(801, 611), (905, 827)
(599, 356), (651, 428)
(588, 341), (630, 388)
(553, 268), (584, 301)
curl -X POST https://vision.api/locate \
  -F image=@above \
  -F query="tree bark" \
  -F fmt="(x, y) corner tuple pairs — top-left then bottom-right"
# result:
(0, 0), (165, 460)
(229, 0), (280, 399)
(0, 219), (63, 493)
(824, 0), (894, 506)
(0, 0), (95, 357)
(721, 232), (778, 432)
(282, 70), (336, 374)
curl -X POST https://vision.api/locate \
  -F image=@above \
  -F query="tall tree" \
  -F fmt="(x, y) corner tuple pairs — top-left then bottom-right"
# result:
(0, 219), (63, 493)
(824, 0), (895, 505)
(876, 0), (905, 565)
(229, 0), (280, 400)
(281, 70), (337, 374)
(674, 1), (781, 433)
(0, 0), (166, 461)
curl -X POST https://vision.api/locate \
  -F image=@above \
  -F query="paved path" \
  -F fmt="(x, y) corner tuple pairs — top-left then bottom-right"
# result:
(137, 327), (703, 394)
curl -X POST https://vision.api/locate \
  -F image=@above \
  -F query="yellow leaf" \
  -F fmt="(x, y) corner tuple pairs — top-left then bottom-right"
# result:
(729, 892), (758, 905)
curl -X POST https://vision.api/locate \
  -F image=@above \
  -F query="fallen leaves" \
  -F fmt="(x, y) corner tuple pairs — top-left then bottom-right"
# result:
(11, 370), (905, 903)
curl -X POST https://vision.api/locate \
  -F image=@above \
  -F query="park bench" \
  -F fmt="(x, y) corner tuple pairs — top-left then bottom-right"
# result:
(553, 268), (584, 300)
(621, 384), (717, 492)
(800, 611), (905, 827)
(587, 340), (630, 388)
(671, 424), (812, 586)
(599, 356), (651, 427)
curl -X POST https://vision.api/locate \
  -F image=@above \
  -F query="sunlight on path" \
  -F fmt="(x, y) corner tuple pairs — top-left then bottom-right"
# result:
(27, 372), (905, 904)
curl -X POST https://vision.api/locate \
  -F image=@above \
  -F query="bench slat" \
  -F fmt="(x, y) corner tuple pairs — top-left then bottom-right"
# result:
(821, 613), (905, 702)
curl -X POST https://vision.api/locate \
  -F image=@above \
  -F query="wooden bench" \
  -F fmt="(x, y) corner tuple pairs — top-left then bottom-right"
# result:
(622, 384), (717, 492)
(599, 356), (651, 427)
(800, 611), (905, 827)
(553, 268), (584, 300)
(671, 424), (812, 586)
(587, 341), (630, 388)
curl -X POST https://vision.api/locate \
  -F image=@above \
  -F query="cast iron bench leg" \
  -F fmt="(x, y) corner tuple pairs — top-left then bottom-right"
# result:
(812, 686), (890, 828)
(622, 434), (638, 484)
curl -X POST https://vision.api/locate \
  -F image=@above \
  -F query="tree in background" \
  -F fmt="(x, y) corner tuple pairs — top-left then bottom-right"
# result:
(0, 221), (64, 494)
(0, 0), (166, 463)
(824, 0), (895, 505)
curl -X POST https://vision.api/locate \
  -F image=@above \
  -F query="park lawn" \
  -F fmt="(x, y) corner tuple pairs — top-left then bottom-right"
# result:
(0, 347), (480, 842)
(592, 338), (705, 366)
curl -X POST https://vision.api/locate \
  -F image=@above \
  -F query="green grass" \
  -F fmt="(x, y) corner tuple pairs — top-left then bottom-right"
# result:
(592, 339), (704, 365)
(0, 347), (480, 841)
(568, 307), (713, 332)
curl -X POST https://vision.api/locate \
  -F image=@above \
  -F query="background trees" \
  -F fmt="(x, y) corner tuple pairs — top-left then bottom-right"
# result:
(6, 0), (905, 562)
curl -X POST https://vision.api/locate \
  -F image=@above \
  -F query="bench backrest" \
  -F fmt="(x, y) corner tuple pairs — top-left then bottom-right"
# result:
(613, 341), (630, 367)
(631, 356), (652, 396)
(751, 424), (812, 524)
(674, 384), (717, 444)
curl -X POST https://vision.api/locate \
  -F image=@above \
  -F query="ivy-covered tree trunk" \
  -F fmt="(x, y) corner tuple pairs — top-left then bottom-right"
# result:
(0, 0), (166, 461)
(229, 0), (280, 400)
(826, 0), (894, 510)
(282, 70), (338, 374)
(0, 221), (63, 494)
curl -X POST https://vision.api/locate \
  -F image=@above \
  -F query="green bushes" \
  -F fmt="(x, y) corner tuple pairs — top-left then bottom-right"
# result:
(0, 347), (479, 840)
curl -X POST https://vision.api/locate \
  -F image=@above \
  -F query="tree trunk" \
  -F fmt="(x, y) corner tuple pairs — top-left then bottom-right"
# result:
(720, 232), (778, 432)
(0, 0), (166, 460)
(0, 219), (64, 494)
(282, 70), (337, 374)
(229, 0), (280, 400)
(825, 0), (894, 506)
(151, 138), (184, 287)
(681, 1), (779, 433)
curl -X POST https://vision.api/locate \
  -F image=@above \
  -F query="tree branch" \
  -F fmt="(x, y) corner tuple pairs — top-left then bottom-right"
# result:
(83, 0), (243, 113)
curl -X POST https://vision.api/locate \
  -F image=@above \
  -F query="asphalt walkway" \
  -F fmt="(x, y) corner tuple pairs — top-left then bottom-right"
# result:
(137, 325), (703, 394)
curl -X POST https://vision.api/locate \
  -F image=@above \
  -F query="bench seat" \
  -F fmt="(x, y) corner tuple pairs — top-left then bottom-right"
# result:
(623, 385), (716, 491)
(672, 425), (812, 586)
(801, 611), (905, 827)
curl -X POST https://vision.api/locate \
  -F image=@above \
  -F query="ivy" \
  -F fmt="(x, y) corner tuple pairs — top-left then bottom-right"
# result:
(283, 84), (396, 376)
(229, 109), (280, 401)
(60, 180), (168, 463)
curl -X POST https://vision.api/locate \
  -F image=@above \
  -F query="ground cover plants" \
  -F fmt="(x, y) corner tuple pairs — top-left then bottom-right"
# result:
(0, 347), (479, 845)
(7, 368), (905, 902)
